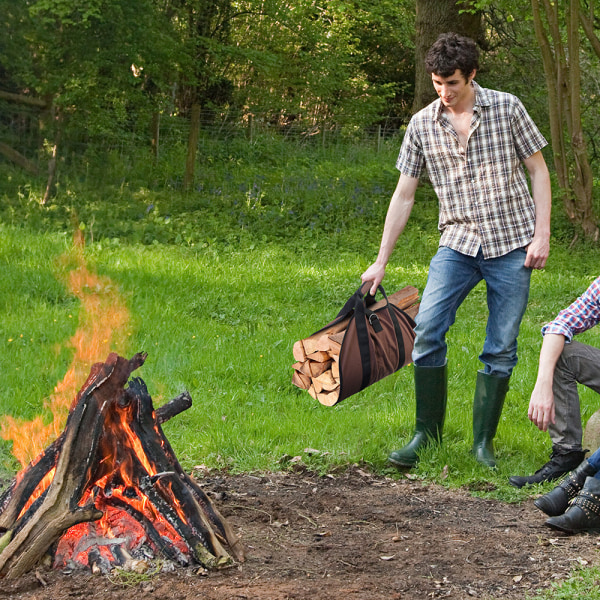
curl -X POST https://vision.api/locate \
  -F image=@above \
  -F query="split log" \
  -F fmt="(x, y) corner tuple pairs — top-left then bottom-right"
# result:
(0, 353), (243, 579)
(292, 286), (419, 406)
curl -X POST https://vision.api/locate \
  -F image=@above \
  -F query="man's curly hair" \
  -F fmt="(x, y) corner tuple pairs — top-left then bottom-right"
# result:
(425, 33), (479, 80)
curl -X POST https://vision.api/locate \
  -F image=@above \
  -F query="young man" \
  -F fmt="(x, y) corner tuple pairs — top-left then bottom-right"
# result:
(361, 33), (551, 469)
(509, 277), (600, 488)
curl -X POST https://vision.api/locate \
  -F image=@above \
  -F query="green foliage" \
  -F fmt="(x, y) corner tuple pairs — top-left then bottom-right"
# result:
(1, 0), (416, 158)
(0, 0), (179, 146)
(0, 131), (406, 247)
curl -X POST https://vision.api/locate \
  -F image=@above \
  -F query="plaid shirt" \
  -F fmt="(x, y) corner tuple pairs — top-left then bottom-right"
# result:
(396, 81), (548, 259)
(542, 277), (600, 342)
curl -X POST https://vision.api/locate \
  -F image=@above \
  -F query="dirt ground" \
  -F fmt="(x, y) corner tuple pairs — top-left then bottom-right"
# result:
(1, 467), (599, 600)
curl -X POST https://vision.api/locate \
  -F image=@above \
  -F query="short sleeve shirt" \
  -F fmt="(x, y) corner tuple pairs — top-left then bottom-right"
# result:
(396, 81), (548, 259)
(542, 277), (600, 342)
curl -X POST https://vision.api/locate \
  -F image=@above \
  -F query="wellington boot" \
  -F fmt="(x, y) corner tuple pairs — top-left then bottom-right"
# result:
(534, 460), (596, 517)
(471, 371), (509, 469)
(388, 363), (447, 468)
(545, 476), (600, 534)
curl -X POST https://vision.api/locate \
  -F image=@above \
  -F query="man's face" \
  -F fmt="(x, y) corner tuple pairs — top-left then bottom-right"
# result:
(431, 69), (475, 108)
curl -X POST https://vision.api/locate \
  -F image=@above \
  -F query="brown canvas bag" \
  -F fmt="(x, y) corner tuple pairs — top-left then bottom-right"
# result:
(314, 283), (416, 403)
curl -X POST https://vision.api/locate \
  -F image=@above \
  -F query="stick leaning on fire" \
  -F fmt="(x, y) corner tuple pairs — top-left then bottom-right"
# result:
(292, 286), (419, 406)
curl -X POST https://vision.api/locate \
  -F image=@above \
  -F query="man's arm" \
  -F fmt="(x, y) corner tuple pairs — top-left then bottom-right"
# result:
(522, 150), (551, 270)
(528, 333), (566, 431)
(531, 277), (600, 430)
(361, 174), (419, 296)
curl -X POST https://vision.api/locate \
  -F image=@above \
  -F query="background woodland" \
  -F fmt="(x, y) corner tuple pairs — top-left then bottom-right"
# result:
(3, 0), (600, 240)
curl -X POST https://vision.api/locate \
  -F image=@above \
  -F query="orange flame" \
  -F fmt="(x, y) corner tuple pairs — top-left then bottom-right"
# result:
(1, 235), (198, 569)
(1, 234), (130, 466)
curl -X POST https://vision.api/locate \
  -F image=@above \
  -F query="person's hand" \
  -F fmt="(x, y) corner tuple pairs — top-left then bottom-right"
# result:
(524, 235), (549, 270)
(528, 383), (555, 431)
(361, 263), (386, 296)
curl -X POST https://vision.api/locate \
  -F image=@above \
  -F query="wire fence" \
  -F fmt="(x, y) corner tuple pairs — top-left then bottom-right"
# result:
(1, 102), (407, 185)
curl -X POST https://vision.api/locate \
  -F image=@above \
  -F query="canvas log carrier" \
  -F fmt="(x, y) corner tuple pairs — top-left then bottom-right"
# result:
(292, 284), (418, 406)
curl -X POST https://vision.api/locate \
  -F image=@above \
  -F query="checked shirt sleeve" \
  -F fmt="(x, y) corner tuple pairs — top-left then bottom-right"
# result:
(396, 118), (426, 179)
(542, 277), (600, 342)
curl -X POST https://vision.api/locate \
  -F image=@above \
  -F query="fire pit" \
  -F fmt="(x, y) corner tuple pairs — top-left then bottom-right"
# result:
(0, 352), (244, 578)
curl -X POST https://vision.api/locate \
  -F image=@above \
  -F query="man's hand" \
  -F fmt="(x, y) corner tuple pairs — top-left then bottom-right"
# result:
(524, 234), (549, 270)
(528, 382), (556, 432)
(527, 333), (564, 432)
(361, 263), (386, 297)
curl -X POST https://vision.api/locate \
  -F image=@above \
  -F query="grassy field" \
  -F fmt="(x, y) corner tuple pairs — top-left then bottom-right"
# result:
(2, 136), (600, 596)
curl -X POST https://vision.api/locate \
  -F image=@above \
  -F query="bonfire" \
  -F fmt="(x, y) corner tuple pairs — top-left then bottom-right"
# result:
(0, 352), (244, 579)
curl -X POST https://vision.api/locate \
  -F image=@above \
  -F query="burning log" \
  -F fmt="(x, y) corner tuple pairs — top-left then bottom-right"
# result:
(0, 352), (244, 579)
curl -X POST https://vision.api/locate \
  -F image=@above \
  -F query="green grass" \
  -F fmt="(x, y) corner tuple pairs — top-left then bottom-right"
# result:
(2, 135), (600, 598)
(527, 567), (600, 599)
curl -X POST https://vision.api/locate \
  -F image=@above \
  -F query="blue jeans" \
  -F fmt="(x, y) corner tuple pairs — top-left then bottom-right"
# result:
(586, 448), (600, 479)
(412, 246), (531, 377)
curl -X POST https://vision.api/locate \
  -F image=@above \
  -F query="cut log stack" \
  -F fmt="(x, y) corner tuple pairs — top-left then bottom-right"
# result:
(292, 286), (419, 406)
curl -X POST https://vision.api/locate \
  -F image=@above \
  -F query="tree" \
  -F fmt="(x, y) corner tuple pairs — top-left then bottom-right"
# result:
(412, 0), (483, 111)
(168, 0), (413, 188)
(0, 0), (179, 197)
(531, 0), (599, 241)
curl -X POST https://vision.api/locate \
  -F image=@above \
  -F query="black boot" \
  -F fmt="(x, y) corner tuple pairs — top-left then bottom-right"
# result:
(388, 363), (447, 468)
(471, 371), (509, 468)
(509, 447), (586, 488)
(545, 476), (600, 533)
(534, 460), (597, 517)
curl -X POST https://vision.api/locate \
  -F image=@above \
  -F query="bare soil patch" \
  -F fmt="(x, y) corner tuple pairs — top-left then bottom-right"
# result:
(1, 468), (598, 600)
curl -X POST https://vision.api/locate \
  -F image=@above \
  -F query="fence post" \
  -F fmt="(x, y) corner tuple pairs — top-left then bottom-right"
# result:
(377, 124), (382, 153)
(151, 112), (160, 160)
(247, 114), (254, 143)
(183, 103), (201, 191)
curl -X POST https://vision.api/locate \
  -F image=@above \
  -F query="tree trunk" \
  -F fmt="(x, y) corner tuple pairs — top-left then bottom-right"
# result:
(413, 0), (483, 112)
(42, 106), (62, 205)
(151, 111), (160, 159)
(0, 91), (47, 108)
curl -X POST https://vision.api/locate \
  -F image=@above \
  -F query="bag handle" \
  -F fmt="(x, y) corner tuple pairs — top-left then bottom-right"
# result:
(352, 284), (407, 390)
(335, 282), (382, 320)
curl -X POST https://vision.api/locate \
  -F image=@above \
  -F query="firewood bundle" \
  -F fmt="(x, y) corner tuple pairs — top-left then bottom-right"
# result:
(292, 286), (419, 406)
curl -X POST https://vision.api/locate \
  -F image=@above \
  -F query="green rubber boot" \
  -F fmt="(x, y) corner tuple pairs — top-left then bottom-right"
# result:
(388, 363), (447, 468)
(471, 371), (510, 469)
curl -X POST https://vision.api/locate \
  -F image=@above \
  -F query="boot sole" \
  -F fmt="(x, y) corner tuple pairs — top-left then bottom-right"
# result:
(544, 521), (600, 534)
(387, 455), (418, 468)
